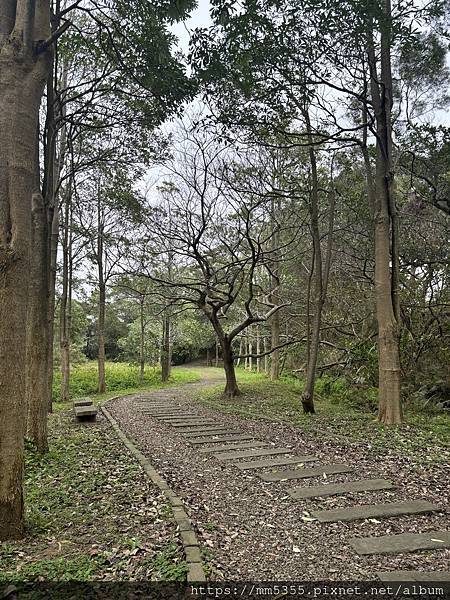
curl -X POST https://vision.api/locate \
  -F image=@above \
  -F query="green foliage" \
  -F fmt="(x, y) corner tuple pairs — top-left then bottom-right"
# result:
(149, 543), (189, 580)
(52, 362), (200, 401)
(0, 556), (102, 583)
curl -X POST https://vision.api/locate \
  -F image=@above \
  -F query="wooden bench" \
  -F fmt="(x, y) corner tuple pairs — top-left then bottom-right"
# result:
(73, 397), (98, 421)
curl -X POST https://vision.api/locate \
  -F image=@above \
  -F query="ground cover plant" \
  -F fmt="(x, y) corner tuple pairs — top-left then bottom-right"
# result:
(52, 362), (200, 403)
(0, 410), (187, 590)
(195, 369), (449, 467)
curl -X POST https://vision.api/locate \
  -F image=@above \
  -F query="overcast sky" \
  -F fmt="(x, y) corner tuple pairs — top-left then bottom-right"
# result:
(171, 0), (212, 51)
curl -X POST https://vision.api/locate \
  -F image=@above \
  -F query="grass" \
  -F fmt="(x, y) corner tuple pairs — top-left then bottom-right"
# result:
(0, 408), (188, 591)
(195, 368), (449, 466)
(52, 362), (201, 408)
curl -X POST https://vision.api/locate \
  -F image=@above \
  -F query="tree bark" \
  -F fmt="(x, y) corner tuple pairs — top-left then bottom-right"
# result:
(215, 336), (219, 367)
(25, 193), (49, 453)
(60, 184), (72, 402)
(221, 337), (241, 398)
(367, 5), (402, 424)
(301, 108), (322, 415)
(269, 193), (281, 380)
(98, 281), (106, 393)
(0, 0), (51, 540)
(161, 312), (171, 382)
(139, 295), (145, 385)
(256, 326), (261, 373)
(96, 193), (106, 394)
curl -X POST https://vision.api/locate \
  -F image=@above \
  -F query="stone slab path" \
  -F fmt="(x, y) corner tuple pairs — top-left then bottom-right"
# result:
(350, 531), (450, 555)
(233, 455), (318, 470)
(182, 429), (241, 437)
(215, 447), (294, 461)
(107, 374), (449, 581)
(289, 478), (395, 499)
(190, 434), (255, 444)
(259, 464), (354, 482)
(312, 500), (439, 523)
(198, 442), (269, 453)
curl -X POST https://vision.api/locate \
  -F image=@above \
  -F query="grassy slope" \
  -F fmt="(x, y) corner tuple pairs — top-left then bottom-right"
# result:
(195, 369), (449, 466)
(52, 362), (201, 410)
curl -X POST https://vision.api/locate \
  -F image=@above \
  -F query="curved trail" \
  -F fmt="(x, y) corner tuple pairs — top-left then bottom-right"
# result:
(105, 368), (450, 582)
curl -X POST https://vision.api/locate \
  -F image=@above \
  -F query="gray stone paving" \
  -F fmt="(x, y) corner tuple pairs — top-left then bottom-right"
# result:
(350, 531), (450, 555)
(157, 416), (209, 422)
(189, 434), (255, 445)
(181, 429), (242, 437)
(288, 479), (395, 500)
(233, 456), (318, 470)
(198, 441), (269, 453)
(313, 500), (439, 523)
(259, 464), (354, 482)
(171, 421), (218, 427)
(215, 447), (294, 461)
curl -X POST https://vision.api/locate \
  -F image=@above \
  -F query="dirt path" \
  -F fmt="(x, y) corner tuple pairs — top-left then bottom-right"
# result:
(106, 369), (449, 580)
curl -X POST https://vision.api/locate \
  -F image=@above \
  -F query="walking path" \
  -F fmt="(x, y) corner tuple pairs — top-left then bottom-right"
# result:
(106, 372), (449, 581)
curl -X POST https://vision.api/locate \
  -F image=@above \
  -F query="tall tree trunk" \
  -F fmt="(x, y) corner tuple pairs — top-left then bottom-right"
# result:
(96, 195), (106, 394)
(25, 193), (49, 452)
(256, 327), (261, 373)
(0, 0), (51, 540)
(139, 295), (145, 385)
(161, 312), (171, 382)
(221, 337), (240, 398)
(47, 60), (68, 412)
(98, 281), (106, 393)
(215, 336), (219, 367)
(47, 206), (59, 411)
(235, 337), (244, 367)
(248, 328), (253, 371)
(264, 336), (269, 374)
(367, 7), (402, 424)
(301, 109), (322, 415)
(60, 185), (72, 402)
(269, 196), (281, 380)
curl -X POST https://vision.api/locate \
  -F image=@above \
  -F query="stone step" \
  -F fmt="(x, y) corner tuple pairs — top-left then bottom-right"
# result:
(74, 405), (97, 420)
(136, 402), (173, 406)
(289, 478), (395, 500)
(190, 434), (255, 445)
(142, 408), (185, 412)
(171, 421), (218, 428)
(73, 397), (93, 407)
(259, 464), (353, 482)
(313, 500), (440, 523)
(377, 570), (450, 582)
(182, 429), (242, 438)
(215, 448), (294, 461)
(351, 531), (450, 555)
(157, 416), (205, 421)
(144, 412), (191, 417)
(151, 414), (194, 419)
(198, 441), (269, 453)
(233, 456), (318, 470)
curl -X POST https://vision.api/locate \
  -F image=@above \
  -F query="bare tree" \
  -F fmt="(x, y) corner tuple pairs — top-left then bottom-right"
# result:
(138, 126), (296, 397)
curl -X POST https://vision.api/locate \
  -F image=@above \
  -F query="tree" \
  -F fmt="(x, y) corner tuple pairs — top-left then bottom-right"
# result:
(138, 124), (296, 396)
(0, 0), (53, 541)
(190, 0), (448, 422)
